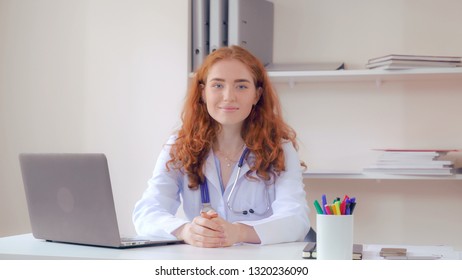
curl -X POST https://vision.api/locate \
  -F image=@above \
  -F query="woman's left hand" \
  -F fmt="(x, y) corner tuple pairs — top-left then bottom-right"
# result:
(201, 210), (260, 247)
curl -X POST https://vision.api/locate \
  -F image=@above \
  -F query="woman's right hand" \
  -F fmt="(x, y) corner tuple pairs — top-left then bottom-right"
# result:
(174, 211), (226, 247)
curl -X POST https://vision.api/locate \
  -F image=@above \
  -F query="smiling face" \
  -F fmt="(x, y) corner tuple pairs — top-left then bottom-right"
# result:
(202, 59), (261, 130)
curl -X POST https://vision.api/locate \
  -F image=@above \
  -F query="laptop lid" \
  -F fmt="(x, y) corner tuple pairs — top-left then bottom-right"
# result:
(19, 153), (181, 248)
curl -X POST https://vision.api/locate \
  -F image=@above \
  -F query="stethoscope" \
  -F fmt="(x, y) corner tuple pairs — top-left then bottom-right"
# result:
(199, 147), (272, 216)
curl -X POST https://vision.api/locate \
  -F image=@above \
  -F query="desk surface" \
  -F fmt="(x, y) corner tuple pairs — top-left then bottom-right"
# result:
(0, 234), (306, 260)
(0, 234), (460, 260)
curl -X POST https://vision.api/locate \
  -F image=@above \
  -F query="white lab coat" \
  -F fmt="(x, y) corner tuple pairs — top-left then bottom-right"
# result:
(133, 136), (310, 245)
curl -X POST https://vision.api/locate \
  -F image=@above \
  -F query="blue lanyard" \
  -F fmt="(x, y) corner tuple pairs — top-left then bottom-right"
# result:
(200, 179), (211, 205)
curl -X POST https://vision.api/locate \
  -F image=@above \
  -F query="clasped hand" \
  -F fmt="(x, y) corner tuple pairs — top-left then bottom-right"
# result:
(178, 210), (241, 248)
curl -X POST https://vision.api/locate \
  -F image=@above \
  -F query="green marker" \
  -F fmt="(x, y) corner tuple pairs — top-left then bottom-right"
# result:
(314, 200), (324, 214)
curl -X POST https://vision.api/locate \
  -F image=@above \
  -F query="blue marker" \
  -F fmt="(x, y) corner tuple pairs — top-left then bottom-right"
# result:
(349, 197), (356, 214)
(350, 202), (357, 215)
(321, 194), (328, 214)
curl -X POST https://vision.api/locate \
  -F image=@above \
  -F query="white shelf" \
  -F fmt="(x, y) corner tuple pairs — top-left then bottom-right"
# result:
(268, 67), (462, 86)
(303, 172), (462, 180)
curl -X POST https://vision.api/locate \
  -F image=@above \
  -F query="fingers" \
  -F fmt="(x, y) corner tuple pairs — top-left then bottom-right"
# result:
(189, 234), (224, 248)
(200, 209), (218, 219)
(181, 212), (239, 248)
(195, 216), (238, 248)
(182, 216), (226, 248)
(192, 216), (224, 237)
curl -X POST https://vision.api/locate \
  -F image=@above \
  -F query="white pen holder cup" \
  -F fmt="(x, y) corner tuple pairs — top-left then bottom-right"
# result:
(316, 214), (354, 260)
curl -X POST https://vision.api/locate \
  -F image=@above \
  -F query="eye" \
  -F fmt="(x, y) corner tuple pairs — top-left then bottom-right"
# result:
(236, 84), (249, 90)
(211, 83), (224, 89)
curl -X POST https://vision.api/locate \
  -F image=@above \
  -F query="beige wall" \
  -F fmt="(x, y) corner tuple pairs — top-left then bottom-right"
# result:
(271, 0), (462, 249)
(1, 0), (461, 249)
(0, 0), (188, 237)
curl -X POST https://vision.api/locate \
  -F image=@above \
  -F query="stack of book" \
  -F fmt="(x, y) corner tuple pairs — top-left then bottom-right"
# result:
(363, 149), (458, 176)
(366, 54), (462, 70)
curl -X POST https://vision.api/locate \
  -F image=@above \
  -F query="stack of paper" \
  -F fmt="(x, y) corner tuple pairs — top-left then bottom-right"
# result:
(363, 149), (458, 176)
(366, 54), (462, 70)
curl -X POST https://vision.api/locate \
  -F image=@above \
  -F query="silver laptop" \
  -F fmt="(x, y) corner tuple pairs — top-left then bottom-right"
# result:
(19, 153), (183, 249)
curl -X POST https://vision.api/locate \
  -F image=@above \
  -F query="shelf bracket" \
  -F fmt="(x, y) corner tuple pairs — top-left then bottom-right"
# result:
(375, 78), (383, 88)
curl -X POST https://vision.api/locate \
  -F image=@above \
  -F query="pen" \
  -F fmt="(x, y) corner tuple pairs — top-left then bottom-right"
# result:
(349, 197), (356, 214)
(334, 201), (341, 215)
(350, 202), (356, 215)
(314, 200), (324, 214)
(340, 195), (349, 215)
(331, 204), (338, 215)
(322, 194), (328, 214)
(317, 194), (357, 215)
(324, 204), (332, 215)
(345, 199), (351, 215)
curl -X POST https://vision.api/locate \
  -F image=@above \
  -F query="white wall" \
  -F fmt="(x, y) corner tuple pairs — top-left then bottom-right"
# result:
(0, 0), (188, 237)
(270, 0), (462, 249)
(0, 0), (87, 236)
(79, 1), (188, 236)
(1, 0), (462, 250)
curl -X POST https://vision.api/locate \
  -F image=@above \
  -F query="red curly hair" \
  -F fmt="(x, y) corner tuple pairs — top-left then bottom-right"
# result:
(167, 45), (299, 189)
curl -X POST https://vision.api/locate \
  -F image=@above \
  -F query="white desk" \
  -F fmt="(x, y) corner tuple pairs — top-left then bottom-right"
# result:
(0, 234), (306, 260)
(0, 234), (460, 260)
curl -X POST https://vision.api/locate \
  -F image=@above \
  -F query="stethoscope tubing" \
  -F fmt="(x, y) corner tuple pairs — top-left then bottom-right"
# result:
(200, 147), (272, 216)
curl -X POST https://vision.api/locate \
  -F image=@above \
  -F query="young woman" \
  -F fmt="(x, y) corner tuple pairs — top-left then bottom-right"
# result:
(133, 45), (310, 247)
